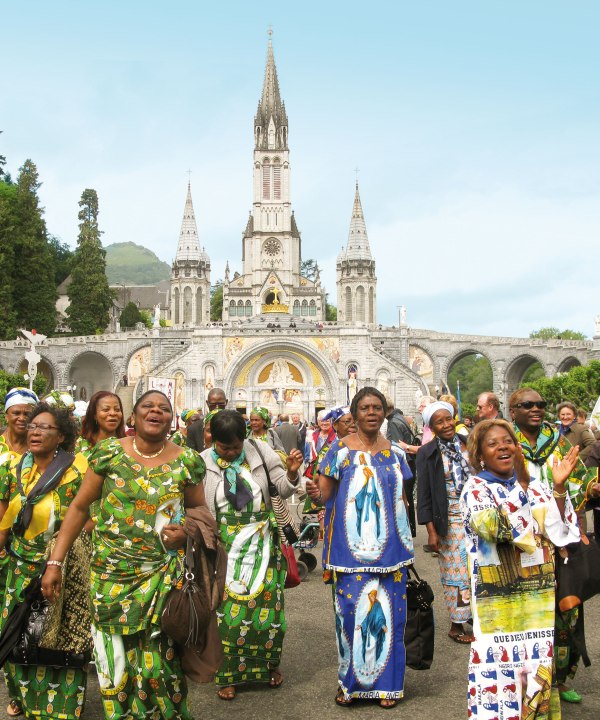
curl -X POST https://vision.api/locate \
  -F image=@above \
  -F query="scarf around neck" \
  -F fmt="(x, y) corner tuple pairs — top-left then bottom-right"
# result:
(437, 435), (471, 493)
(478, 469), (518, 487)
(513, 422), (559, 466)
(211, 446), (253, 510)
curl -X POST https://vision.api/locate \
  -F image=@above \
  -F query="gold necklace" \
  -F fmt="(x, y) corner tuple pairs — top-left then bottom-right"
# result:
(133, 438), (165, 459)
(357, 431), (379, 453)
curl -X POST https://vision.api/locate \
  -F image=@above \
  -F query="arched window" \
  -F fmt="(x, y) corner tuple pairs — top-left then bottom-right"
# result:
(237, 300), (244, 315)
(345, 286), (352, 322)
(301, 300), (308, 316)
(196, 288), (203, 324)
(262, 157), (271, 199)
(229, 300), (236, 317)
(173, 287), (180, 324)
(273, 157), (281, 199)
(183, 287), (193, 324)
(293, 300), (300, 316)
(356, 286), (365, 322)
(369, 287), (375, 324)
(309, 300), (316, 316)
(245, 300), (252, 317)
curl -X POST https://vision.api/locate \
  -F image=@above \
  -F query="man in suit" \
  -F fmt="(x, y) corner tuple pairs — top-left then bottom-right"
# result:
(187, 388), (228, 452)
(291, 412), (307, 446)
(274, 413), (304, 454)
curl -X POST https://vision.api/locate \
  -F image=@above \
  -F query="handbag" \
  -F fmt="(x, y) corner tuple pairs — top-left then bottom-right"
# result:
(556, 534), (600, 612)
(249, 439), (300, 545)
(161, 535), (212, 647)
(404, 564), (435, 670)
(0, 575), (90, 668)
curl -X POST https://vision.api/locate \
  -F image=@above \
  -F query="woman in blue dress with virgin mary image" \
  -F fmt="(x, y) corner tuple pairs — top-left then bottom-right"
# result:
(318, 387), (414, 709)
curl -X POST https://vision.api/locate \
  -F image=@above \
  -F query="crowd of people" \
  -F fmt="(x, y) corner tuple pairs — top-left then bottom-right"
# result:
(0, 380), (599, 718)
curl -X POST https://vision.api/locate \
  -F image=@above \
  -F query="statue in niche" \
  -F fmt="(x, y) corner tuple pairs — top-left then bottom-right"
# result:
(267, 359), (294, 386)
(347, 365), (358, 403)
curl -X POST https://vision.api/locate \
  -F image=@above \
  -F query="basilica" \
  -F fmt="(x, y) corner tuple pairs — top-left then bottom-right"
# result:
(0, 39), (593, 420)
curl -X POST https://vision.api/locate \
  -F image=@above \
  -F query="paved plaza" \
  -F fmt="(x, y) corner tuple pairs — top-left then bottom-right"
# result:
(1, 521), (598, 720)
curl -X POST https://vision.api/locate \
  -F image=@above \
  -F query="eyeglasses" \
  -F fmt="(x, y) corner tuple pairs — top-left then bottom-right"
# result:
(511, 401), (547, 410)
(27, 422), (59, 432)
(207, 402), (226, 410)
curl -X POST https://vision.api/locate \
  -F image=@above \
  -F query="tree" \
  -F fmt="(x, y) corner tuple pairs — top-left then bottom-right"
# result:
(326, 302), (337, 321)
(523, 361), (600, 416)
(120, 301), (143, 328)
(210, 282), (223, 321)
(48, 235), (73, 286)
(0, 179), (18, 339)
(300, 258), (318, 281)
(447, 354), (493, 406)
(530, 327), (586, 340)
(66, 189), (112, 335)
(0, 370), (48, 424)
(11, 160), (56, 335)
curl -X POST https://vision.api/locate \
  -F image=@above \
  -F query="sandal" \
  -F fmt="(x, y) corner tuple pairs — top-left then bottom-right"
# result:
(7, 701), (23, 717)
(216, 686), (236, 701)
(335, 689), (354, 707)
(269, 669), (284, 688)
(379, 699), (398, 709)
(448, 630), (474, 644)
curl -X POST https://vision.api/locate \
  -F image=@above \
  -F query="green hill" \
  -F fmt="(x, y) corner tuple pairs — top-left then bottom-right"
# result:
(105, 242), (171, 284)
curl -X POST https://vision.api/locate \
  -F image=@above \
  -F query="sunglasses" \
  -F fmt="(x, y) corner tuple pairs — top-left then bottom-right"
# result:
(512, 401), (547, 410)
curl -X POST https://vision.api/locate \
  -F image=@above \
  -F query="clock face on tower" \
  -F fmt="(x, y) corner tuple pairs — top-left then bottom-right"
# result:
(263, 238), (282, 257)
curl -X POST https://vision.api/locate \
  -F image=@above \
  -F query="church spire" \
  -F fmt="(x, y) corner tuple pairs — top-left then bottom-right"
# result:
(344, 183), (372, 260)
(175, 182), (204, 262)
(254, 33), (288, 150)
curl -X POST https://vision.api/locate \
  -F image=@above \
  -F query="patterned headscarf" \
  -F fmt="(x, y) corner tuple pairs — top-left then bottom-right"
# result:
(437, 435), (471, 493)
(322, 405), (351, 423)
(180, 408), (200, 424)
(250, 406), (271, 429)
(203, 408), (222, 428)
(43, 390), (75, 411)
(4, 387), (39, 411)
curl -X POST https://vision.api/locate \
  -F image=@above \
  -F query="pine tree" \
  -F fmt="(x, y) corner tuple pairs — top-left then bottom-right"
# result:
(0, 180), (18, 339)
(12, 160), (57, 335)
(66, 189), (112, 335)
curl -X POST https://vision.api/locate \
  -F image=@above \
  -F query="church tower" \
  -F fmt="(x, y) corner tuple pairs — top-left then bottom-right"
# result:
(223, 35), (325, 321)
(336, 183), (377, 324)
(170, 183), (211, 326)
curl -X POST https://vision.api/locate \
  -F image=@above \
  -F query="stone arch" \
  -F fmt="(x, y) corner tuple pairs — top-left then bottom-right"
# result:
(65, 351), (116, 400)
(441, 346), (496, 385)
(17, 356), (57, 392)
(504, 353), (547, 398)
(557, 355), (581, 373)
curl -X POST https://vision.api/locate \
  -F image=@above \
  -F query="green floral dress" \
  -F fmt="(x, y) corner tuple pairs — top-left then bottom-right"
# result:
(0, 452), (89, 720)
(86, 438), (205, 720)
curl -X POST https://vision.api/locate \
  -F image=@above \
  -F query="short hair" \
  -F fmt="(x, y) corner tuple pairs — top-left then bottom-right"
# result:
(439, 394), (458, 416)
(350, 386), (388, 418)
(81, 391), (126, 445)
(467, 419), (519, 473)
(280, 413), (289, 422)
(508, 387), (540, 408)
(29, 402), (79, 453)
(385, 396), (394, 412)
(133, 390), (173, 415)
(577, 407), (588, 421)
(207, 388), (227, 404)
(211, 409), (246, 443)
(317, 409), (327, 422)
(479, 392), (500, 411)
(556, 401), (577, 416)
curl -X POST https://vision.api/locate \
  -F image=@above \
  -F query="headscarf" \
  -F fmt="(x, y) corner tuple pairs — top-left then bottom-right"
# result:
(43, 390), (75, 412)
(421, 401), (454, 428)
(322, 405), (351, 423)
(250, 406), (271, 429)
(73, 400), (88, 418)
(203, 409), (222, 428)
(211, 446), (253, 510)
(180, 408), (199, 424)
(4, 387), (39, 411)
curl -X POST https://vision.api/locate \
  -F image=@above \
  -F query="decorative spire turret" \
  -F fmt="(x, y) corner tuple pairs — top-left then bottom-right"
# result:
(175, 183), (207, 262)
(344, 183), (372, 261)
(254, 34), (288, 150)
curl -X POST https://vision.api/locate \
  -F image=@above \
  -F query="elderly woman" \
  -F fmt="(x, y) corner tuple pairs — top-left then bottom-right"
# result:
(0, 387), (39, 459)
(0, 402), (89, 719)
(556, 401), (595, 463)
(416, 400), (473, 643)
(75, 390), (126, 455)
(461, 419), (581, 719)
(510, 387), (600, 703)
(42, 390), (207, 720)
(247, 406), (285, 452)
(318, 387), (414, 708)
(171, 408), (201, 447)
(201, 410), (303, 700)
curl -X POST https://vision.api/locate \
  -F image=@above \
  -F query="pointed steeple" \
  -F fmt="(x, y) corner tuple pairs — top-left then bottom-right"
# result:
(175, 183), (206, 262)
(344, 183), (372, 261)
(254, 34), (288, 150)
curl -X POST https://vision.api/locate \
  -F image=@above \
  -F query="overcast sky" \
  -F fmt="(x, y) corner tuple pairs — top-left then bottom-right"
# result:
(2, 1), (599, 337)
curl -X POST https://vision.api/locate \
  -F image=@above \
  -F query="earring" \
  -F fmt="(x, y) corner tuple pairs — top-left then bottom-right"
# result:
(480, 460), (485, 469)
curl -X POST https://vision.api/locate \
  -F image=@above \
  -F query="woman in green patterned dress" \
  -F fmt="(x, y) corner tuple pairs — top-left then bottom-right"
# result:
(42, 390), (207, 720)
(170, 408), (201, 447)
(0, 402), (88, 719)
(202, 410), (303, 701)
(74, 391), (126, 456)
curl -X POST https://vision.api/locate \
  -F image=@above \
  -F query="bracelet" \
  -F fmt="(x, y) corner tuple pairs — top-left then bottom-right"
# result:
(46, 559), (63, 568)
(553, 489), (568, 499)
